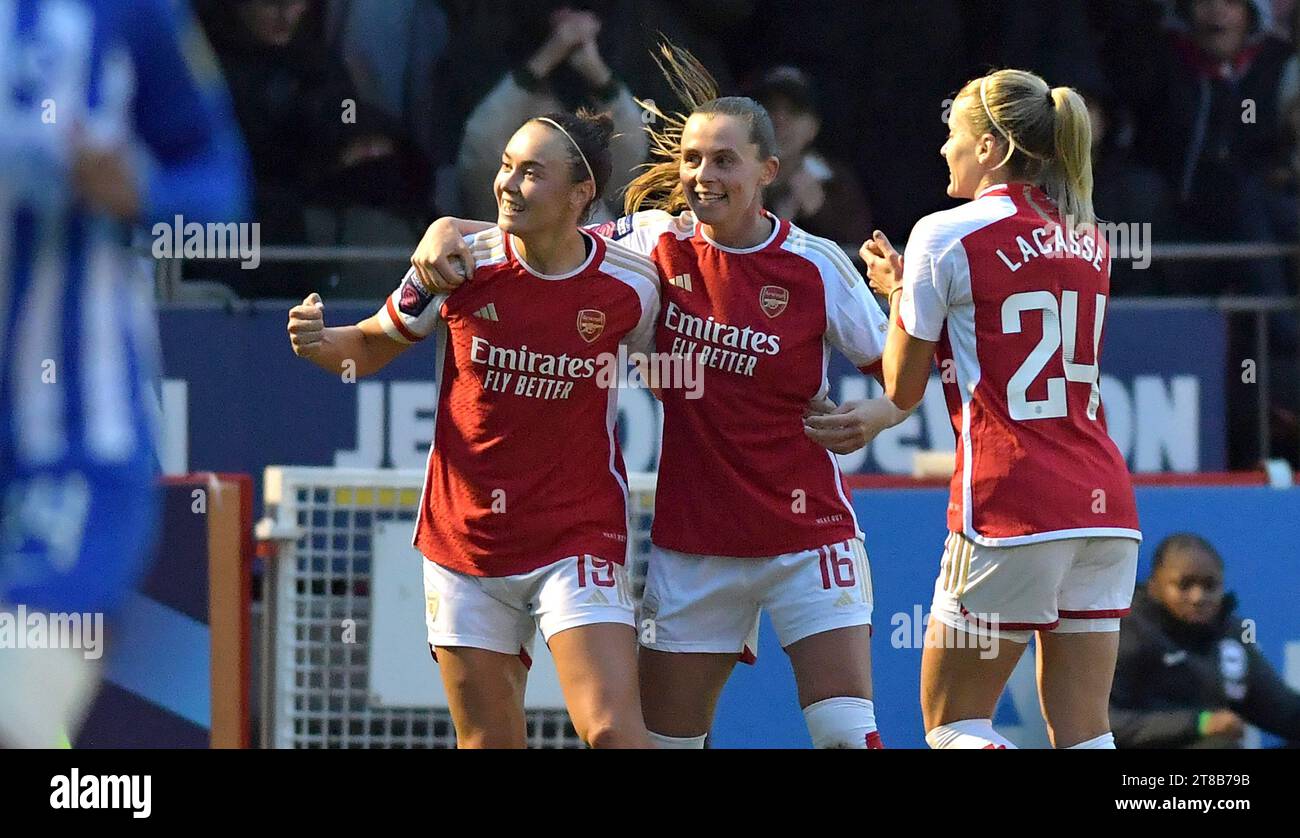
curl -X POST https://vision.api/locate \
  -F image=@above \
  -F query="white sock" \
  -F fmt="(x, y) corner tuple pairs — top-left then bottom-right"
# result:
(648, 731), (706, 749)
(1066, 732), (1115, 749)
(925, 718), (1017, 749)
(802, 696), (883, 749)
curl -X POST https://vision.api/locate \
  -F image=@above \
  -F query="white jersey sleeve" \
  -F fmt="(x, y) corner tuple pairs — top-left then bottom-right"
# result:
(588, 209), (693, 257)
(783, 227), (888, 371)
(598, 239), (662, 356)
(376, 265), (447, 343)
(899, 213), (965, 342)
(825, 264), (889, 371)
(376, 228), (507, 343)
(623, 286), (660, 356)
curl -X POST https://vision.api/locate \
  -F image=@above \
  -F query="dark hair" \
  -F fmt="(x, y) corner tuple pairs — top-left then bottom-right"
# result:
(1175, 0), (1263, 33)
(753, 65), (819, 117)
(529, 109), (615, 221)
(1151, 533), (1223, 573)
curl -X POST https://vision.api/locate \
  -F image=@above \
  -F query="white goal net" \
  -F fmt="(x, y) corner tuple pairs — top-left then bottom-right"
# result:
(257, 466), (656, 749)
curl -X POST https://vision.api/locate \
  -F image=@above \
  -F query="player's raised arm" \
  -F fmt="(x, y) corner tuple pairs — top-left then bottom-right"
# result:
(802, 229), (915, 454)
(411, 217), (493, 292)
(864, 228), (939, 411)
(287, 293), (407, 377)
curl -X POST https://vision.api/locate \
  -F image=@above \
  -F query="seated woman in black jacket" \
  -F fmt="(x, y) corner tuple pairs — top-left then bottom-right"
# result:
(1111, 533), (1300, 748)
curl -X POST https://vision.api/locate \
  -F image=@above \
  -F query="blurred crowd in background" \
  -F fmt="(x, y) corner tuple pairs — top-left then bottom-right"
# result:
(184, 0), (1300, 299)
(185, 0), (1300, 464)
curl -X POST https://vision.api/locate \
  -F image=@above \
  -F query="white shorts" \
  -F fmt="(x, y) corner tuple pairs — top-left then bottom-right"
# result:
(929, 533), (1139, 644)
(638, 538), (874, 663)
(422, 555), (635, 667)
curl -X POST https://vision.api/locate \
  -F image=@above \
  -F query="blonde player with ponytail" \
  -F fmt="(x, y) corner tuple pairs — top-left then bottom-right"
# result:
(855, 69), (1141, 750)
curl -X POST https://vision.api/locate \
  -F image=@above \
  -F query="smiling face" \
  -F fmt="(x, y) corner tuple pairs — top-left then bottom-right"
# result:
(1149, 546), (1225, 626)
(1192, 0), (1252, 61)
(679, 112), (778, 228)
(941, 96), (1002, 199)
(494, 121), (592, 236)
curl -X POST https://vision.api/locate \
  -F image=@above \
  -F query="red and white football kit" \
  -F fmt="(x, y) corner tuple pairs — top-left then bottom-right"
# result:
(895, 182), (1142, 640)
(376, 226), (658, 659)
(592, 209), (887, 658)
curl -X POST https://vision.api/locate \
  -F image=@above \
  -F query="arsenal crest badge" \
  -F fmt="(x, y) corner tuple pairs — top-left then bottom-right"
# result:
(760, 285), (788, 318)
(577, 309), (606, 343)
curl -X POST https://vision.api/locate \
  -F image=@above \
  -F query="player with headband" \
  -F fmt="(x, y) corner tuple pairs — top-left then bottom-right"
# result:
(410, 45), (916, 749)
(287, 110), (659, 748)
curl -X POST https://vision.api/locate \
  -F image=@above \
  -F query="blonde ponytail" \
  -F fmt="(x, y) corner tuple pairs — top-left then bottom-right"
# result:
(956, 69), (1096, 227)
(623, 43), (720, 215)
(1046, 86), (1095, 226)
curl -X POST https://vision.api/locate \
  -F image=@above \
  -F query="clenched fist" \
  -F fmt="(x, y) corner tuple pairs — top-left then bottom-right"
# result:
(860, 230), (904, 299)
(287, 292), (325, 358)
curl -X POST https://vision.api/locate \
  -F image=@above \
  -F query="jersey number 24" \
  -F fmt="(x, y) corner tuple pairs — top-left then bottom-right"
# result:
(1001, 290), (1105, 422)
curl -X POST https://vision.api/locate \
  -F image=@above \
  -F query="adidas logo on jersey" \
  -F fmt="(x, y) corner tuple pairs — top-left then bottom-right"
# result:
(668, 273), (693, 291)
(587, 589), (609, 606)
(833, 590), (855, 608)
(474, 303), (500, 321)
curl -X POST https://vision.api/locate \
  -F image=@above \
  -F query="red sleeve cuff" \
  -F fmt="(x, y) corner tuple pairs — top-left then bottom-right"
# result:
(384, 297), (423, 343)
(858, 359), (882, 377)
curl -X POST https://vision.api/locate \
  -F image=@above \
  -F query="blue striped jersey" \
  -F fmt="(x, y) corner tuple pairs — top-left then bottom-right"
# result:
(0, 0), (249, 472)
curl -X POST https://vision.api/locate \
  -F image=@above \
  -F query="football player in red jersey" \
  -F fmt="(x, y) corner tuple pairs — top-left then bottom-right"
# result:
(858, 69), (1141, 749)
(287, 111), (659, 748)
(410, 47), (913, 749)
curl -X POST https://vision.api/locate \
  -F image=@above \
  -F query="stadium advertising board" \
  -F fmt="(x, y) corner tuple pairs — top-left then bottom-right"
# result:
(159, 302), (1225, 487)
